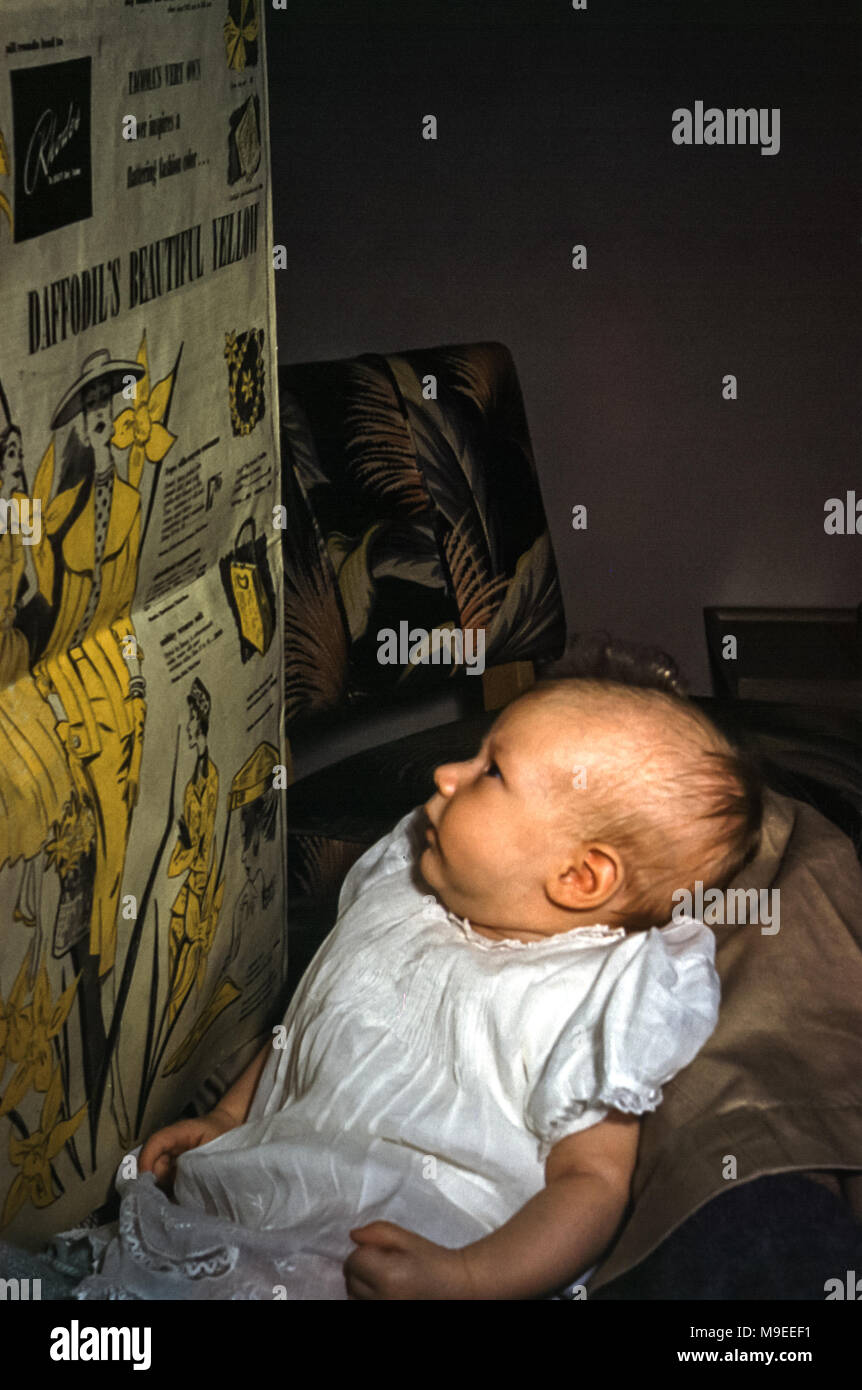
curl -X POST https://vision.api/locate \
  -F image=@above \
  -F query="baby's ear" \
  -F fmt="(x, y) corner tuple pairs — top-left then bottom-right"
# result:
(547, 846), (622, 911)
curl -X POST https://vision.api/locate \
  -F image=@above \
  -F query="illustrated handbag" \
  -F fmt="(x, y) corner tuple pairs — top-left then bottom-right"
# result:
(229, 517), (274, 655)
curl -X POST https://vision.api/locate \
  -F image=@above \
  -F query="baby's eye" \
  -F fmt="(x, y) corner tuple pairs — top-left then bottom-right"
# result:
(484, 761), (503, 780)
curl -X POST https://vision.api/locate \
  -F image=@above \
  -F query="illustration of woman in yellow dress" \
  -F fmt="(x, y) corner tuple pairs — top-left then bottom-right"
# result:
(166, 678), (220, 1024)
(0, 383), (73, 967)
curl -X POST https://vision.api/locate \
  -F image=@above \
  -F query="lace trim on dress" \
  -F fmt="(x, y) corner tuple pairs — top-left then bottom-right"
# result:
(445, 908), (626, 951)
(120, 1194), (240, 1281)
(598, 1084), (663, 1113)
(537, 1084), (665, 1159)
(538, 1094), (598, 1159)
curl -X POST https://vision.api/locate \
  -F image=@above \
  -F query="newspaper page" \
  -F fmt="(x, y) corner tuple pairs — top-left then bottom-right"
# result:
(0, 0), (284, 1246)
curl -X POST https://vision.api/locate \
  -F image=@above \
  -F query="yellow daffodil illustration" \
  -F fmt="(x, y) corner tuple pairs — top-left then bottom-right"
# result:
(224, 0), (259, 73)
(0, 954), (79, 1119)
(2, 1067), (86, 1225)
(111, 332), (178, 490)
(44, 791), (97, 879)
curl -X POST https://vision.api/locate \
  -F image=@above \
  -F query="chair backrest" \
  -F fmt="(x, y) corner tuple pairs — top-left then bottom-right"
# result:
(281, 342), (565, 735)
(704, 605), (862, 704)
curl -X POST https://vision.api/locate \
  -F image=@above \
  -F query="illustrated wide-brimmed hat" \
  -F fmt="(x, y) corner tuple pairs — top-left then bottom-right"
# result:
(50, 349), (145, 430)
(229, 741), (280, 811)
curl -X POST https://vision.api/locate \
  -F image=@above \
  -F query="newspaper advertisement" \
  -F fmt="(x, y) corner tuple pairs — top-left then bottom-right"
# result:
(0, 0), (285, 1245)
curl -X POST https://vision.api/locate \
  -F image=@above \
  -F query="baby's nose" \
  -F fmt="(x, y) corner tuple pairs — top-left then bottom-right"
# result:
(433, 760), (466, 796)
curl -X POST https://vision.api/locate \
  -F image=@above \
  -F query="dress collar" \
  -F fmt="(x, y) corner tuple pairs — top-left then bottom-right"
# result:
(439, 904), (627, 951)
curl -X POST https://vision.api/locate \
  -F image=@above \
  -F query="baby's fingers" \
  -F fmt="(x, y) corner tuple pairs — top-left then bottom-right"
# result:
(151, 1151), (176, 1182)
(137, 1135), (166, 1174)
(343, 1244), (389, 1299)
(138, 1145), (176, 1193)
(138, 1124), (194, 1177)
(348, 1220), (410, 1249)
(344, 1268), (377, 1301)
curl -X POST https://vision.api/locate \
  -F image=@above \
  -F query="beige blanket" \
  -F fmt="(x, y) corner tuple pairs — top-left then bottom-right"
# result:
(589, 789), (862, 1292)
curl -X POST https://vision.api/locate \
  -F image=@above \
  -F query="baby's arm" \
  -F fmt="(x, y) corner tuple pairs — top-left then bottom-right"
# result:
(139, 1041), (272, 1190)
(345, 1111), (640, 1300)
(459, 1110), (640, 1298)
(209, 1040), (272, 1127)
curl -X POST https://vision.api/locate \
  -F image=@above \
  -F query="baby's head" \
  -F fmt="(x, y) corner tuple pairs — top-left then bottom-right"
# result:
(420, 679), (763, 940)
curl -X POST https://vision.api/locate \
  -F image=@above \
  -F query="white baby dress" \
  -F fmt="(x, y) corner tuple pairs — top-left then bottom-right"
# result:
(57, 806), (720, 1300)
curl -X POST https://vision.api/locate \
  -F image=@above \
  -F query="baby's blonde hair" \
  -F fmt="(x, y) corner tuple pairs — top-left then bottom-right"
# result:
(528, 679), (763, 931)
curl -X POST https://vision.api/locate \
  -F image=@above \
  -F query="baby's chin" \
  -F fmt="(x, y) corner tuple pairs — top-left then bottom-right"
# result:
(418, 846), (457, 915)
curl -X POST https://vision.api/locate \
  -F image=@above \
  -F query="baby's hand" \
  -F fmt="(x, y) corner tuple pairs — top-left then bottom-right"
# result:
(138, 1111), (236, 1194)
(344, 1221), (474, 1300)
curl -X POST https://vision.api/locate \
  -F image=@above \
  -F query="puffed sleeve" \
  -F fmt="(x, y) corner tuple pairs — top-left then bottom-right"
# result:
(524, 917), (720, 1160)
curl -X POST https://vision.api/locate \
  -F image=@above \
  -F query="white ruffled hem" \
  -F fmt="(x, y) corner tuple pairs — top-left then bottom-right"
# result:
(598, 1083), (664, 1113)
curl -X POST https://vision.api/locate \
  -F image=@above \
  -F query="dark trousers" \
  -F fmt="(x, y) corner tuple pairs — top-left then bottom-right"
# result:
(592, 1174), (862, 1300)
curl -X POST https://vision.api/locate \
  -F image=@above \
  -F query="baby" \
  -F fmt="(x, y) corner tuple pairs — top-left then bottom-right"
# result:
(62, 677), (762, 1300)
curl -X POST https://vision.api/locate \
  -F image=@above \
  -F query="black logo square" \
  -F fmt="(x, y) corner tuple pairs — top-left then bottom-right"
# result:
(10, 56), (93, 243)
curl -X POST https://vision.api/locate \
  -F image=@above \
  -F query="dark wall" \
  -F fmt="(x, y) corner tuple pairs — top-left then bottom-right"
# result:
(266, 0), (859, 694)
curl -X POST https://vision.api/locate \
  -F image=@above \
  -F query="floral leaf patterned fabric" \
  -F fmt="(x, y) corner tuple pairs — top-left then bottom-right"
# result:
(280, 342), (565, 726)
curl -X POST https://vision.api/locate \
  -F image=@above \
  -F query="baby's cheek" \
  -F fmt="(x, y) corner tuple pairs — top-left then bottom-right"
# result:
(458, 837), (499, 891)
